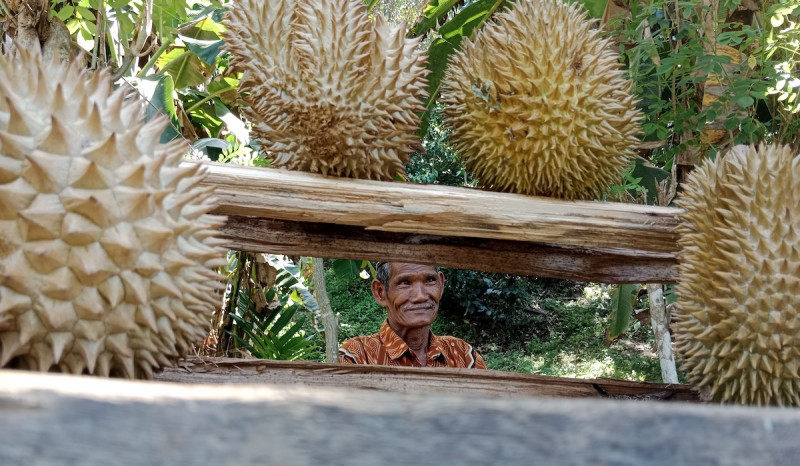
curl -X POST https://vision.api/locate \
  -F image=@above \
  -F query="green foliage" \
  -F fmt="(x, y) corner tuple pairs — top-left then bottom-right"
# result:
(226, 288), (318, 361)
(485, 293), (664, 381)
(440, 268), (532, 320)
(325, 269), (386, 343)
(406, 104), (474, 186)
(608, 284), (639, 340)
(620, 0), (800, 167)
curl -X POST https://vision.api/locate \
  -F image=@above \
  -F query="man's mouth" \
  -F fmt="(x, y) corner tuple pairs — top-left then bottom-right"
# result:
(404, 303), (435, 312)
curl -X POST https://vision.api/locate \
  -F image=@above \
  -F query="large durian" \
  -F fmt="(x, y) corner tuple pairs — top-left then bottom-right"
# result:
(674, 144), (800, 406)
(0, 48), (228, 378)
(441, 0), (642, 199)
(222, 0), (428, 180)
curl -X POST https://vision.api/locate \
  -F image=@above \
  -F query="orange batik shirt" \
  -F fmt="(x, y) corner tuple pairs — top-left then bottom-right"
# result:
(338, 321), (487, 369)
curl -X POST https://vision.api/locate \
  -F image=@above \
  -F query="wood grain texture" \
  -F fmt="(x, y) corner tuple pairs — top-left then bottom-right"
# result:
(2, 369), (798, 466)
(194, 162), (682, 252)
(192, 162), (683, 282)
(154, 357), (699, 401)
(219, 216), (677, 283)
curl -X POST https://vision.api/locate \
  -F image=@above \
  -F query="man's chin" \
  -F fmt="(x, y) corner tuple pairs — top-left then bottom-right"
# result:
(401, 313), (437, 328)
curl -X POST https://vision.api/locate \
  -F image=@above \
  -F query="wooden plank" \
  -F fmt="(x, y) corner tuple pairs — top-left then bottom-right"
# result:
(194, 162), (682, 255)
(219, 216), (677, 283)
(154, 357), (699, 401)
(2, 369), (798, 465)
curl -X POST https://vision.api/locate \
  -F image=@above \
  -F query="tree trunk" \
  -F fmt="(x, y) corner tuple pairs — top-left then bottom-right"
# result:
(312, 258), (339, 363)
(647, 284), (678, 383)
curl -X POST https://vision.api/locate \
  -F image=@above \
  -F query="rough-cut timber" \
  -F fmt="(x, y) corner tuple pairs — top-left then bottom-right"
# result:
(155, 357), (698, 401)
(193, 162), (682, 283)
(2, 370), (798, 466)
(220, 216), (677, 283)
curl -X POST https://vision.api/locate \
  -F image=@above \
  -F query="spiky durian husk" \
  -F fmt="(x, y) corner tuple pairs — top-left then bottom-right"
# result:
(0, 49), (228, 379)
(440, 0), (641, 199)
(222, 0), (428, 180)
(674, 144), (800, 406)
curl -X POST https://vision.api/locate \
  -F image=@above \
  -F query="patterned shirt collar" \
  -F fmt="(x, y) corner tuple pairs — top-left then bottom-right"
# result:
(378, 321), (444, 362)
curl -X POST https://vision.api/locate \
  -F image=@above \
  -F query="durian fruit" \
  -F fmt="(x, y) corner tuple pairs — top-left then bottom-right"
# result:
(0, 48), (228, 379)
(440, 0), (642, 200)
(223, 0), (428, 180)
(674, 144), (800, 406)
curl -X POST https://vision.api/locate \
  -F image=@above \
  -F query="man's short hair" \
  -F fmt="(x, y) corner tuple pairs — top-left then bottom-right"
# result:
(376, 261), (391, 288)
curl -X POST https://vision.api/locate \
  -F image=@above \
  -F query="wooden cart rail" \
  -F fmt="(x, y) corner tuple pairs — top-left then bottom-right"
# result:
(154, 357), (699, 401)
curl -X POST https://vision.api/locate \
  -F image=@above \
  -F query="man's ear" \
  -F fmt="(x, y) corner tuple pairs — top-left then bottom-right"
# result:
(438, 271), (445, 298)
(372, 279), (389, 307)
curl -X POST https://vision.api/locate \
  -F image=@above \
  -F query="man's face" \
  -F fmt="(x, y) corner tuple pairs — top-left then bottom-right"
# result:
(372, 263), (445, 332)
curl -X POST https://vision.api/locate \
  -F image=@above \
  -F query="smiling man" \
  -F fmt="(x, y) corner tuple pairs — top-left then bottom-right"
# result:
(338, 262), (486, 369)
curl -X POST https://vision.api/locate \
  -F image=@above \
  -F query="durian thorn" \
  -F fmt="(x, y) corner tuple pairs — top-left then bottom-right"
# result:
(48, 332), (74, 365)
(137, 349), (160, 370)
(0, 130), (32, 160)
(83, 133), (119, 167)
(115, 355), (134, 379)
(157, 317), (177, 345)
(136, 116), (170, 155)
(95, 353), (112, 377)
(16, 310), (42, 347)
(31, 342), (54, 372)
(41, 115), (72, 155)
(136, 359), (155, 380)
(106, 333), (133, 358)
(85, 103), (105, 141)
(4, 96), (32, 136)
(104, 87), (127, 129)
(77, 338), (104, 374)
(34, 66), (50, 104)
(51, 82), (68, 115)
(0, 332), (23, 366)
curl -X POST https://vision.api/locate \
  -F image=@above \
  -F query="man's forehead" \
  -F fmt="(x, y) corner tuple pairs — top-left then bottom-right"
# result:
(390, 262), (439, 276)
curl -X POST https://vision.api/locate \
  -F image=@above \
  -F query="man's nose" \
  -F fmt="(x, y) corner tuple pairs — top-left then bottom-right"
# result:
(409, 282), (427, 302)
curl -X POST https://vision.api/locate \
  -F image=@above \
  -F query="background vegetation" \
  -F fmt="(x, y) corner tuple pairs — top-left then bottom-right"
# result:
(326, 268), (666, 381)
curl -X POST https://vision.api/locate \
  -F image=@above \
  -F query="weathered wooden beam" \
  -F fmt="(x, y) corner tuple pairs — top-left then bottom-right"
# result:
(2, 370), (797, 465)
(219, 216), (677, 283)
(193, 162), (683, 282)
(155, 357), (699, 401)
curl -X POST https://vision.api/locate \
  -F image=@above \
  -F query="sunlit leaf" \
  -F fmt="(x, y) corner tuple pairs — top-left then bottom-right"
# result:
(180, 35), (224, 65)
(608, 284), (639, 340)
(159, 49), (209, 89)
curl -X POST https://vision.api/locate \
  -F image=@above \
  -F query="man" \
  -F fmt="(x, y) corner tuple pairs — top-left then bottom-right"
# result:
(338, 262), (487, 369)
